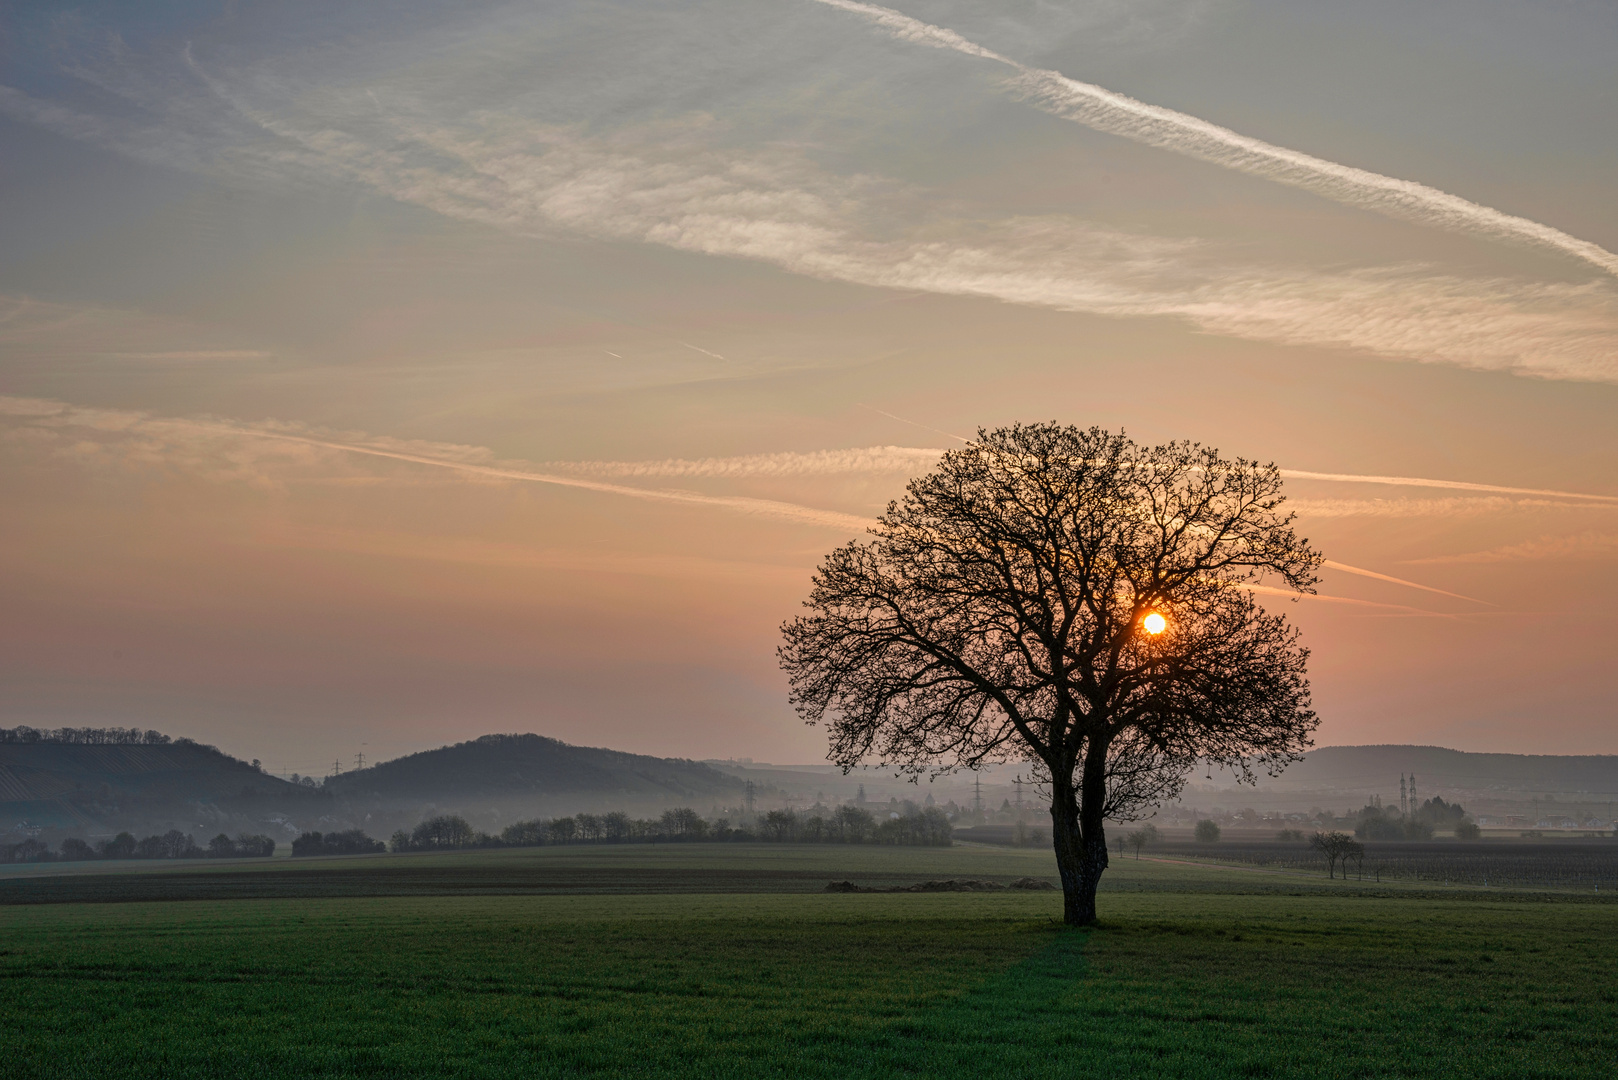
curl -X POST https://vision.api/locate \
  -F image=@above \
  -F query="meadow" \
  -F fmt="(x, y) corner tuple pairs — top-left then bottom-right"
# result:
(1145, 838), (1618, 889)
(2, 844), (1615, 1078)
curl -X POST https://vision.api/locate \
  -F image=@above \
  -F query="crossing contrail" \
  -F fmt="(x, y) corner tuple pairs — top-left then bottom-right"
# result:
(810, 0), (1618, 277)
(246, 429), (1481, 606)
(1321, 560), (1489, 606)
(196, 424), (873, 531)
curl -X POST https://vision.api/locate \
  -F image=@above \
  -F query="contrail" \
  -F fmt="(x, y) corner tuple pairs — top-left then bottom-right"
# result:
(549, 440), (1616, 503)
(1243, 582), (1455, 619)
(259, 428), (1476, 606)
(854, 403), (971, 444)
(199, 425), (873, 531)
(1280, 469), (1618, 504)
(1321, 559), (1489, 606)
(681, 342), (726, 360)
(810, 0), (1618, 278)
(3, 396), (1546, 603)
(554, 445), (946, 479)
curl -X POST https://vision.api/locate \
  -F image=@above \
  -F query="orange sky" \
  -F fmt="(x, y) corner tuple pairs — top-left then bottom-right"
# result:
(2, 0), (1615, 773)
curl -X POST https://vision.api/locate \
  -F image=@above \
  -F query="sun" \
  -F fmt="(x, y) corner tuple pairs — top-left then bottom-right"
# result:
(1142, 612), (1167, 635)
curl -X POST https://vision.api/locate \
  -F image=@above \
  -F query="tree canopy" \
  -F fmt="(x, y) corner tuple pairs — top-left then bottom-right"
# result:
(780, 423), (1322, 923)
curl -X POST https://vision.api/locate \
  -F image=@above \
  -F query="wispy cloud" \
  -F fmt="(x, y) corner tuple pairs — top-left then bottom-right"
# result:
(237, 428), (877, 531)
(269, 525), (807, 583)
(1280, 469), (1618, 504)
(8, 394), (1552, 605)
(1286, 497), (1615, 518)
(0, 396), (873, 531)
(813, 0), (1618, 278)
(1405, 532), (1618, 564)
(10, 391), (1609, 512)
(1321, 559), (1488, 605)
(0, 294), (274, 362)
(1243, 582), (1455, 619)
(549, 446), (945, 479)
(207, 115), (1618, 381)
(3, 26), (1617, 381)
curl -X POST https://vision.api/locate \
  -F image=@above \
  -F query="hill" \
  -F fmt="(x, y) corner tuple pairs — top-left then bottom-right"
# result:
(1267, 745), (1618, 796)
(325, 734), (746, 808)
(0, 729), (325, 840)
(1192, 744), (1618, 814)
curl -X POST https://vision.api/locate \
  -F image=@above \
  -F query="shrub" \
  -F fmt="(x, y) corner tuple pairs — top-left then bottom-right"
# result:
(1194, 820), (1221, 843)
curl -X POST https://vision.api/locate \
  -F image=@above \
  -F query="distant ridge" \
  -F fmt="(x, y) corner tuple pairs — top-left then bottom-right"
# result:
(0, 732), (320, 836)
(324, 733), (746, 804)
(1238, 744), (1618, 799)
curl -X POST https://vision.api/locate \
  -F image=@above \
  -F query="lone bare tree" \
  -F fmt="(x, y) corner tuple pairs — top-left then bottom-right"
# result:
(779, 424), (1321, 925)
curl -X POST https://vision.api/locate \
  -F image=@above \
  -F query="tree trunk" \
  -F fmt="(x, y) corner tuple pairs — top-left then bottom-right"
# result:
(1050, 753), (1110, 926)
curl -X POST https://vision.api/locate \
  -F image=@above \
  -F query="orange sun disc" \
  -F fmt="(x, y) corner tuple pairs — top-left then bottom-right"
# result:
(1143, 612), (1167, 635)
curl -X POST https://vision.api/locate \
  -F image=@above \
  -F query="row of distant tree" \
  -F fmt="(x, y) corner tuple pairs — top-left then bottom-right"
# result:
(384, 804), (955, 852)
(0, 726), (175, 745)
(0, 831), (276, 863)
(1354, 797), (1479, 840)
(291, 830), (385, 856)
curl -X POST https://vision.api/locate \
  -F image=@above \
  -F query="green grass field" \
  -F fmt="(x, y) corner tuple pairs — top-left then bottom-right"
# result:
(3, 845), (1615, 1078)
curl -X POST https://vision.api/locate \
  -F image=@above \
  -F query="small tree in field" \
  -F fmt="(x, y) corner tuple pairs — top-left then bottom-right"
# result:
(1194, 819), (1222, 843)
(780, 424), (1320, 925)
(1310, 830), (1362, 879)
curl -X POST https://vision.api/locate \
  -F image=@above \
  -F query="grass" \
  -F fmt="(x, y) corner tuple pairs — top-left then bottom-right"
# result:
(2, 845), (1615, 1078)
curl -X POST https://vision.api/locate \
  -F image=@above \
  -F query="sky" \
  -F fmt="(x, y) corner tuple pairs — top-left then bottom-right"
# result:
(1, 0), (1615, 776)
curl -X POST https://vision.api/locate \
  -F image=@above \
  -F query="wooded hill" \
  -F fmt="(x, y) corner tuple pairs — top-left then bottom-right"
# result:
(0, 730), (324, 840)
(325, 733), (745, 806)
(0, 730), (750, 843)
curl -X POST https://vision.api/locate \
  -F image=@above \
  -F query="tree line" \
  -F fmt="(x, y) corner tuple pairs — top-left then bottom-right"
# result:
(0, 726), (174, 745)
(387, 804), (954, 852)
(1, 831), (275, 863)
(291, 830), (385, 856)
(1355, 797), (1477, 841)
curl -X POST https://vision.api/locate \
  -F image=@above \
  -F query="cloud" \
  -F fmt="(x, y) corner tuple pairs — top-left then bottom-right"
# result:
(4, 27), (1618, 381)
(1280, 469), (1618, 504)
(549, 446), (945, 479)
(236, 428), (878, 531)
(10, 390), (1611, 513)
(268, 525), (807, 583)
(0, 396), (874, 530)
(1243, 582), (1454, 618)
(1405, 532), (1618, 564)
(1321, 559), (1488, 605)
(813, 0), (1618, 278)
(209, 116), (1618, 381)
(0, 294), (275, 362)
(1288, 497), (1618, 517)
(10, 394), (1560, 606)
